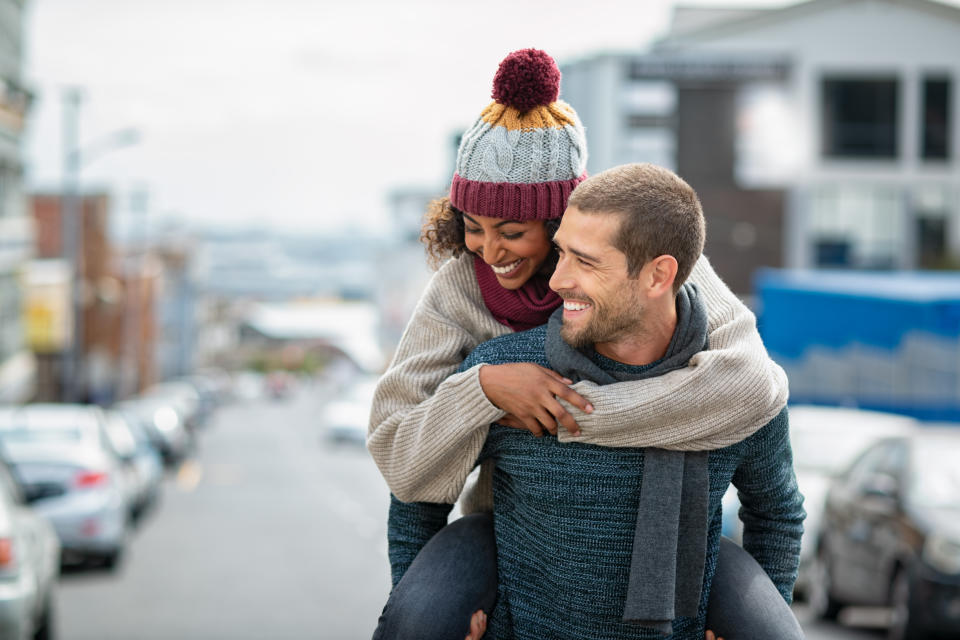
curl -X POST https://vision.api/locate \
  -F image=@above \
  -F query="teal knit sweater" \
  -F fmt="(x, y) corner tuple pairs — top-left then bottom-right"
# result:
(388, 326), (804, 640)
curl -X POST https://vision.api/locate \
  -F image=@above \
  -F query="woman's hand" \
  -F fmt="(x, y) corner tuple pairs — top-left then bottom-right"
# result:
(465, 609), (486, 640)
(705, 630), (725, 640)
(479, 363), (593, 437)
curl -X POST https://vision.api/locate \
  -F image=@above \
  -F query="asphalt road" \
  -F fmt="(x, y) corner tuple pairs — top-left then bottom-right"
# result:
(53, 382), (891, 639)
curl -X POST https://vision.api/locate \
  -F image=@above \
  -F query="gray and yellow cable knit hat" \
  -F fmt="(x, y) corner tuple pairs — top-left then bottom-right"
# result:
(450, 48), (588, 221)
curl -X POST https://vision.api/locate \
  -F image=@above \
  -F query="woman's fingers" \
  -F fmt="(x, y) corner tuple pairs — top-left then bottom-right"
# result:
(550, 380), (594, 414)
(480, 363), (594, 438)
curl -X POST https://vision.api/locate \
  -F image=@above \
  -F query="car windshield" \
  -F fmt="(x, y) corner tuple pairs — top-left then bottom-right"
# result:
(909, 441), (960, 510)
(791, 429), (881, 475)
(0, 425), (83, 443)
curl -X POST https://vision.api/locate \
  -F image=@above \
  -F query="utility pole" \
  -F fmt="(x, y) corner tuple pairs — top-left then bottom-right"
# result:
(61, 88), (83, 403)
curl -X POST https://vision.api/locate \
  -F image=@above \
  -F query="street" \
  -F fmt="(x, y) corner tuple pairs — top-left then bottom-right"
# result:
(55, 384), (887, 639)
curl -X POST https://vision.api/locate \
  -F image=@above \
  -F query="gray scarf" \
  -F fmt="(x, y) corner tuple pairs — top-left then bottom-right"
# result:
(545, 283), (710, 636)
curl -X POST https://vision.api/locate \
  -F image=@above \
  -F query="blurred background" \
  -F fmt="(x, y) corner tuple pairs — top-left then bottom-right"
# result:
(1, 0), (959, 638)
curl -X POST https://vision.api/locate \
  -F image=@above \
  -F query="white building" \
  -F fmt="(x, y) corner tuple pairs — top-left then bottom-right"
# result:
(562, 0), (960, 285)
(0, 0), (36, 402)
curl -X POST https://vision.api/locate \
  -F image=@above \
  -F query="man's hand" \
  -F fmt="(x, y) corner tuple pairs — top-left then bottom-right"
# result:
(465, 609), (486, 640)
(705, 630), (725, 640)
(479, 363), (593, 437)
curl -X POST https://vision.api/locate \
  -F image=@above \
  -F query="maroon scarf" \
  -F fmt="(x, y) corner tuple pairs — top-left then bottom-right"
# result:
(473, 255), (562, 332)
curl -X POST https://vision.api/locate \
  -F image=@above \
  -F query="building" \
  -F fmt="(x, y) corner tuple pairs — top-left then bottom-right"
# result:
(0, 0), (36, 403)
(561, 0), (960, 291)
(563, 52), (788, 293)
(30, 193), (167, 402)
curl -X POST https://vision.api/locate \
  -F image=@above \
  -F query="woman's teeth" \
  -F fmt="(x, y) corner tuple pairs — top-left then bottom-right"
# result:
(563, 301), (591, 311)
(492, 259), (522, 275)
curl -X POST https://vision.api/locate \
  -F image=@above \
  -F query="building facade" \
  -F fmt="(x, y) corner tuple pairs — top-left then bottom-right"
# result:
(561, 0), (960, 292)
(658, 0), (960, 274)
(0, 0), (36, 402)
(562, 53), (789, 294)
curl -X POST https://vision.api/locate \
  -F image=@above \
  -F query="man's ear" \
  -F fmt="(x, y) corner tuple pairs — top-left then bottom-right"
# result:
(646, 255), (678, 298)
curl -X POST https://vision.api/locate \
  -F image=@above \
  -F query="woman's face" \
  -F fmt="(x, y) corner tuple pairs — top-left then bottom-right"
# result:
(462, 212), (553, 290)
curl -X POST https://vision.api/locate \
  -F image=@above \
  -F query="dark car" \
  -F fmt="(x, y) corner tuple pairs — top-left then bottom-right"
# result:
(810, 427), (960, 640)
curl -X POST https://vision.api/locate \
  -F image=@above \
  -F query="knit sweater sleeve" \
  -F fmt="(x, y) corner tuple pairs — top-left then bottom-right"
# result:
(733, 407), (806, 603)
(387, 494), (454, 588)
(557, 254), (789, 450)
(367, 255), (508, 504)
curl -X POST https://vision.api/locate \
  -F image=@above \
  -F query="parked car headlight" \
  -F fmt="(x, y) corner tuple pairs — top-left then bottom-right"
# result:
(153, 408), (179, 433)
(923, 533), (960, 575)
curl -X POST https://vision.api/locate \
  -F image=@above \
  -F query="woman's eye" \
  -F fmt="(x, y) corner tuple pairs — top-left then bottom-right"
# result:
(465, 227), (481, 235)
(502, 232), (523, 240)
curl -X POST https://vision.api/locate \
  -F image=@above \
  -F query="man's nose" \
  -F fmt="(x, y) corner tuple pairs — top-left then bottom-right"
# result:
(549, 255), (571, 292)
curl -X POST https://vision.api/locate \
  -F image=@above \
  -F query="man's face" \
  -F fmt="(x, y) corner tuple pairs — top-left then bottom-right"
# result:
(548, 206), (646, 349)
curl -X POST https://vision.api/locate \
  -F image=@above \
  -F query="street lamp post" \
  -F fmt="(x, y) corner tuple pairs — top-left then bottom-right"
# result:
(59, 88), (139, 403)
(60, 89), (82, 403)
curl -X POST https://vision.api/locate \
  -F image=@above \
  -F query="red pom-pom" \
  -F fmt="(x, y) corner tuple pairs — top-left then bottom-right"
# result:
(491, 48), (560, 112)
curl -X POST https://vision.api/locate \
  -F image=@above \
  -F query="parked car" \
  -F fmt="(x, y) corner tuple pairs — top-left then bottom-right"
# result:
(113, 397), (193, 468)
(0, 404), (131, 570)
(810, 427), (960, 640)
(0, 453), (59, 640)
(104, 409), (164, 522)
(720, 404), (917, 596)
(141, 382), (205, 432)
(321, 375), (378, 445)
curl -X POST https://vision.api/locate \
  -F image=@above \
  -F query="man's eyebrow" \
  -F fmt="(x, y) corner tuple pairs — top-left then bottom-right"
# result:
(463, 213), (522, 229)
(554, 239), (600, 263)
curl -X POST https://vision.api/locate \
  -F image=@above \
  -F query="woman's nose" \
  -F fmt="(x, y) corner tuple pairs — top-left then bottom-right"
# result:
(483, 236), (503, 262)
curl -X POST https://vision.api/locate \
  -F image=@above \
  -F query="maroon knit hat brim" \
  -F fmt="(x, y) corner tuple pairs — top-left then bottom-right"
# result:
(450, 173), (586, 221)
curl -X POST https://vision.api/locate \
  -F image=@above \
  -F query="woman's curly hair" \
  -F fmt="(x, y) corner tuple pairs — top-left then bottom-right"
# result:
(420, 196), (561, 271)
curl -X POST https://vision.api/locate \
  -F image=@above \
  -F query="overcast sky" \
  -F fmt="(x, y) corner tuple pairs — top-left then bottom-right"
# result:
(18, 0), (921, 235)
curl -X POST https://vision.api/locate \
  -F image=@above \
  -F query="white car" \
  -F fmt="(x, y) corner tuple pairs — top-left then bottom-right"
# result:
(321, 376), (379, 446)
(104, 409), (164, 522)
(0, 404), (132, 570)
(0, 454), (59, 640)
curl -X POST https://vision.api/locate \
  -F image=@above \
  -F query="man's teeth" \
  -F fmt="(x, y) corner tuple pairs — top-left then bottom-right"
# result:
(492, 259), (522, 275)
(564, 301), (591, 311)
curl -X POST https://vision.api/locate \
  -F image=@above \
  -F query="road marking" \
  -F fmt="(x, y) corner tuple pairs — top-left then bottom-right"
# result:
(176, 460), (203, 492)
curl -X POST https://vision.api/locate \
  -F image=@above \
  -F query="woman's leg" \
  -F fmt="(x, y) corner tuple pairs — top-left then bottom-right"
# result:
(706, 537), (805, 640)
(372, 513), (498, 640)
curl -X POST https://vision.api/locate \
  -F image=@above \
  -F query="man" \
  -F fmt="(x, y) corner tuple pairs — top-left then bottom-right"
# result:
(386, 164), (805, 639)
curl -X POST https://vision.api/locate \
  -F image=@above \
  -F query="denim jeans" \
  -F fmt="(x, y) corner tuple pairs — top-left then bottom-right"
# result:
(373, 516), (803, 640)
(706, 537), (805, 640)
(372, 513), (498, 640)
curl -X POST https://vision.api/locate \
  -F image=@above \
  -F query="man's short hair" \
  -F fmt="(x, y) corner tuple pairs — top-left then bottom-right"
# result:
(567, 163), (706, 290)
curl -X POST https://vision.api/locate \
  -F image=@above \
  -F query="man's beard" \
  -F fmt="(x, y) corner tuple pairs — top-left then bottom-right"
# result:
(560, 289), (646, 349)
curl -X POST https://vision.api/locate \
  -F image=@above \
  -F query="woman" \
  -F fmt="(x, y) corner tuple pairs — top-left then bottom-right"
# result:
(369, 49), (801, 640)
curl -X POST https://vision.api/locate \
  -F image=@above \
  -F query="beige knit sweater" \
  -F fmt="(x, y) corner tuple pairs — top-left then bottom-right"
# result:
(367, 252), (788, 507)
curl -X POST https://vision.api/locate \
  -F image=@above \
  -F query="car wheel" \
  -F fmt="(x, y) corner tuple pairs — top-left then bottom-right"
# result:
(33, 595), (54, 640)
(101, 544), (125, 571)
(888, 567), (924, 640)
(808, 544), (842, 621)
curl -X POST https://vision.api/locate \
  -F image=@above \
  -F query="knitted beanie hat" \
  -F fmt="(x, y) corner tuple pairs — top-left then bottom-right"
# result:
(450, 48), (588, 221)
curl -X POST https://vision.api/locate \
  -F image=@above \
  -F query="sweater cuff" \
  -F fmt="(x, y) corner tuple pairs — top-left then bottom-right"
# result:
(459, 363), (507, 425)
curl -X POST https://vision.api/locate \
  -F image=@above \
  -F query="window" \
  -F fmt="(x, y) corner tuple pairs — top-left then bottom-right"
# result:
(809, 184), (901, 269)
(922, 77), (951, 161)
(822, 78), (898, 158)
